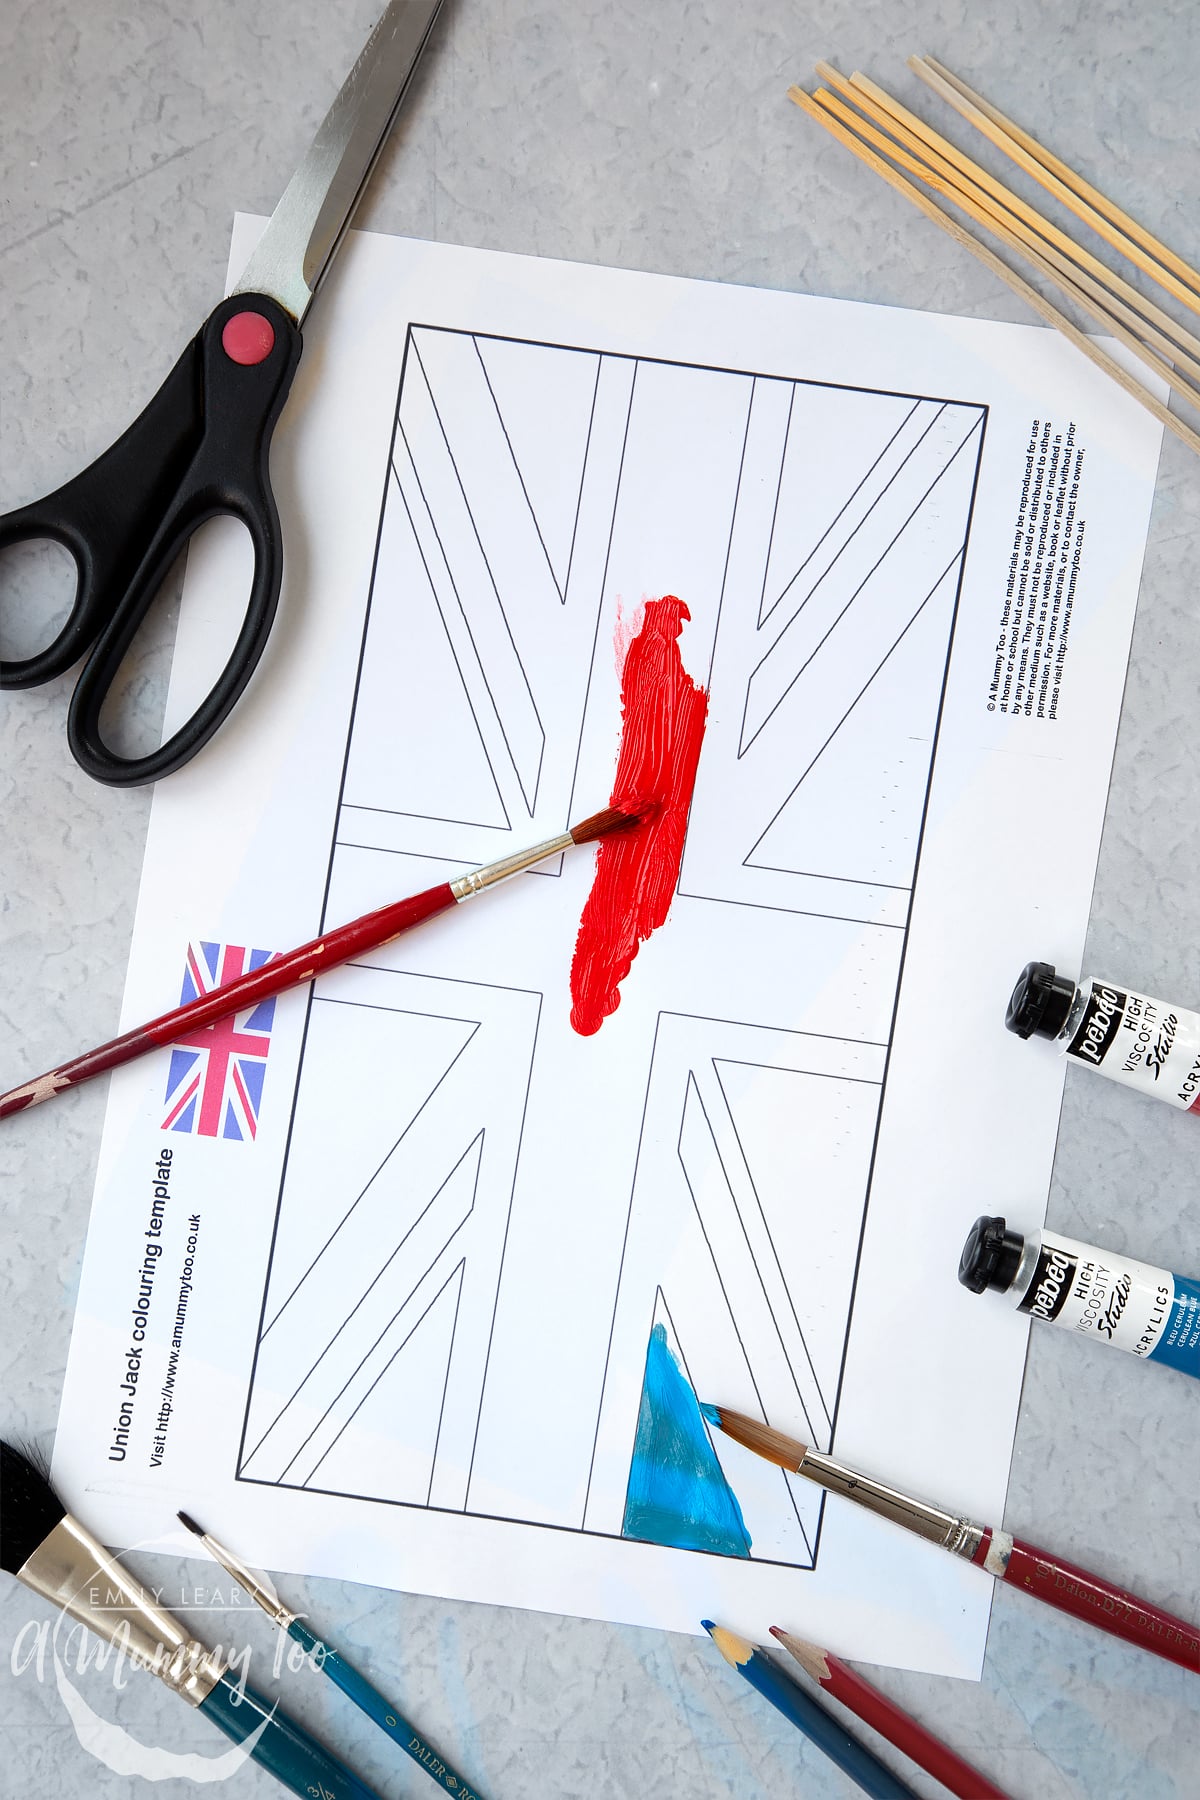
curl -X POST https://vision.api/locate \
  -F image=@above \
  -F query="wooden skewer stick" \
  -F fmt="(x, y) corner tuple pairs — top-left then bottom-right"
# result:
(919, 55), (1200, 303)
(816, 62), (1200, 378)
(832, 63), (1200, 363)
(787, 85), (1200, 460)
(810, 84), (1200, 415)
(907, 55), (1200, 318)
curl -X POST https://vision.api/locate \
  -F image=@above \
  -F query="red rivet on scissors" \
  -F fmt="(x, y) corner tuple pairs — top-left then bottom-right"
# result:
(221, 311), (276, 366)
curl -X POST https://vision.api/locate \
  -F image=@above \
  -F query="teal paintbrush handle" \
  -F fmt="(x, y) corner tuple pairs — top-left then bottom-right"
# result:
(288, 1617), (488, 1800)
(199, 1668), (384, 1800)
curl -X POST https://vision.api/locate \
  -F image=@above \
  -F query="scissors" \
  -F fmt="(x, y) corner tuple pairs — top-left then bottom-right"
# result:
(0, 0), (447, 787)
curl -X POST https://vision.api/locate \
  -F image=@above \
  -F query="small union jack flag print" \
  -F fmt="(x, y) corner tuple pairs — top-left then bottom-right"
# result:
(162, 942), (277, 1141)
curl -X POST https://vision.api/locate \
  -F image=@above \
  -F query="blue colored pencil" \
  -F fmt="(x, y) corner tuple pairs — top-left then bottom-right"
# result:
(702, 1622), (921, 1800)
(180, 1513), (488, 1800)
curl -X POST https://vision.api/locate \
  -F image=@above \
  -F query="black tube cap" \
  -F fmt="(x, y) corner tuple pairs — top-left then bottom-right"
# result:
(958, 1214), (1025, 1294)
(1005, 961), (1076, 1040)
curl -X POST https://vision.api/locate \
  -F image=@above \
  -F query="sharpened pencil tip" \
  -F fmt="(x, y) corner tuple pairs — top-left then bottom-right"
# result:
(177, 1510), (205, 1538)
(703, 1622), (755, 1668)
(769, 1627), (830, 1683)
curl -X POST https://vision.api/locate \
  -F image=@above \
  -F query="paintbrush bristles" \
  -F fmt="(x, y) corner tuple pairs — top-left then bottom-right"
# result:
(178, 1511), (291, 1627)
(0, 1440), (67, 1573)
(568, 802), (651, 846)
(706, 1405), (808, 1471)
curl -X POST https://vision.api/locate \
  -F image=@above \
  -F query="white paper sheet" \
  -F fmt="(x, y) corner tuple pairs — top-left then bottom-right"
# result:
(53, 220), (1162, 1677)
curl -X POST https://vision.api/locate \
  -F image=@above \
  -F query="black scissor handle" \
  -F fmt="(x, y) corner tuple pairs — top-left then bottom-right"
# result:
(68, 294), (302, 785)
(0, 341), (205, 688)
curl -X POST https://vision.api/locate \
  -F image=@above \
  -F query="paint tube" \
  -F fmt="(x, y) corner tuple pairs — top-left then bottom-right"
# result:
(958, 1215), (1200, 1378)
(1005, 961), (1200, 1112)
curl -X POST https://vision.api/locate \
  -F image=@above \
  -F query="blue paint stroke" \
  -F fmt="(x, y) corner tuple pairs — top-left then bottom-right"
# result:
(622, 1323), (751, 1557)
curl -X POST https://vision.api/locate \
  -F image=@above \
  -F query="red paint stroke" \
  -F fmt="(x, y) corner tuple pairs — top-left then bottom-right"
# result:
(570, 595), (708, 1035)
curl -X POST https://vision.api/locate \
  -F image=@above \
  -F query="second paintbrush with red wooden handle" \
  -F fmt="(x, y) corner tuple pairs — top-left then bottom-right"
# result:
(706, 1406), (1199, 1673)
(0, 805), (646, 1122)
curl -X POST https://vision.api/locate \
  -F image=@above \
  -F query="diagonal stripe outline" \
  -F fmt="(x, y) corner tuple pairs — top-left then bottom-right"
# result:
(679, 1071), (822, 1434)
(675, 1073), (816, 1555)
(711, 1056), (880, 1427)
(757, 380), (796, 630)
(303, 1254), (469, 1493)
(559, 355), (639, 831)
(408, 331), (547, 816)
(739, 409), (983, 757)
(472, 334), (564, 601)
(561, 356), (603, 605)
(385, 451), (513, 830)
(245, 1132), (484, 1471)
(746, 399), (949, 716)
(744, 542), (967, 871)
(425, 1259), (467, 1506)
(259, 1009), (480, 1341)
(282, 1208), (475, 1487)
(471, 336), (602, 608)
(760, 395), (924, 632)
(707, 1059), (832, 1429)
(392, 432), (518, 824)
(306, 1257), (468, 1497)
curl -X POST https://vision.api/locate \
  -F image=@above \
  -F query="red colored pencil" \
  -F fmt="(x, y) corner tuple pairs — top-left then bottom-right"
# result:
(705, 1407), (1200, 1674)
(770, 1628), (1010, 1800)
(0, 805), (646, 1123)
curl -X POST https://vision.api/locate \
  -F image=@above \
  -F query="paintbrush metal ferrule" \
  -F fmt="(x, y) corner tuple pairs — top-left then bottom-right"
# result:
(796, 1449), (986, 1559)
(179, 1514), (295, 1630)
(0, 800), (638, 1125)
(18, 1513), (225, 1703)
(710, 1407), (1200, 1669)
(449, 831), (575, 899)
(182, 1513), (492, 1799)
(707, 1407), (984, 1555)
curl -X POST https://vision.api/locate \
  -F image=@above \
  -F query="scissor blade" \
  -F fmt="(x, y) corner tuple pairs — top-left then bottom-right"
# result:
(232, 0), (446, 323)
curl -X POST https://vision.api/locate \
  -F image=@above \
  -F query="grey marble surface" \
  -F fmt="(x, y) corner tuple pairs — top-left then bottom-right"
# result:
(1, 1), (1198, 1795)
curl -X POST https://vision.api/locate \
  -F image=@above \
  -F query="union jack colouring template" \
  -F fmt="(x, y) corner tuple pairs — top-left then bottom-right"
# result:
(55, 229), (1162, 1674)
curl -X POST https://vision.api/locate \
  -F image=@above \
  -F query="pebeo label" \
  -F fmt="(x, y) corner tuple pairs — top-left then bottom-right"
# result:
(1066, 984), (1126, 1066)
(1016, 1230), (1196, 1371)
(1066, 982), (1200, 1110)
(1014, 1231), (1200, 1377)
(1016, 1243), (1078, 1322)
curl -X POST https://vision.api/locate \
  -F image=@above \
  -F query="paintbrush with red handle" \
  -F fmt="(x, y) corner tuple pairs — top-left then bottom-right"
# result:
(705, 1406), (1199, 1673)
(0, 804), (647, 1122)
(769, 1628), (1011, 1799)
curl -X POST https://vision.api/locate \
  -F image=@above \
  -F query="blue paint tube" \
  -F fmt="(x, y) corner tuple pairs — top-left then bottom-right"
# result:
(959, 1216), (1200, 1378)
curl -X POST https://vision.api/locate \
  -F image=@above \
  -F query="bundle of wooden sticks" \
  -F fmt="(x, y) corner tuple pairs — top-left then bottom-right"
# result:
(792, 57), (1200, 457)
